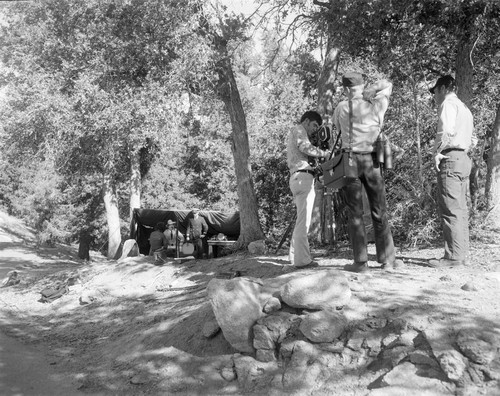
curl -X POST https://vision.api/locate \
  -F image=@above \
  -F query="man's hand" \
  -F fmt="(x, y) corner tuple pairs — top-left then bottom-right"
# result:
(362, 88), (376, 101)
(201, 234), (206, 239)
(434, 153), (449, 171)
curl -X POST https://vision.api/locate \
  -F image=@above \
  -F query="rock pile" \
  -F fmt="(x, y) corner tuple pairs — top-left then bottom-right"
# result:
(206, 269), (500, 395)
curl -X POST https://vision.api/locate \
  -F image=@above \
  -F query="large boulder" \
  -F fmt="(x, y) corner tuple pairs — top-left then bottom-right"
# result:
(207, 277), (265, 353)
(280, 269), (351, 310)
(119, 239), (140, 261)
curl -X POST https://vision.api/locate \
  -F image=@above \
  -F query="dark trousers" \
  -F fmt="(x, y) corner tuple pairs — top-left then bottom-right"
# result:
(437, 151), (471, 260)
(193, 238), (204, 259)
(342, 153), (395, 264)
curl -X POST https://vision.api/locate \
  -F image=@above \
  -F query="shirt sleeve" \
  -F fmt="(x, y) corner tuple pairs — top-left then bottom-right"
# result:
(296, 126), (328, 158)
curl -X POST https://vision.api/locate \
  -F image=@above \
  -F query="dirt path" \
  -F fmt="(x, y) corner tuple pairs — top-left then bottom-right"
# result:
(0, 328), (88, 396)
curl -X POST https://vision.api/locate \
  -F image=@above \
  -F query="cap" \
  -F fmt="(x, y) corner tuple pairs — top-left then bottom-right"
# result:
(342, 72), (364, 87)
(429, 75), (456, 94)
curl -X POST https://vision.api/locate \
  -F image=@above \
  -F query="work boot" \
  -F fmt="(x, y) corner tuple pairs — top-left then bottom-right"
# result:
(381, 259), (404, 271)
(427, 258), (466, 269)
(344, 262), (369, 273)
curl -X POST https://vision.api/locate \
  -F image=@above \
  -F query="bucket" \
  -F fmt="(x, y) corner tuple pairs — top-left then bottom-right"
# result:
(182, 242), (195, 255)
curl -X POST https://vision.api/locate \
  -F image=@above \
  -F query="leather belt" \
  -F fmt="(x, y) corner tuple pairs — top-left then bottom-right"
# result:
(294, 169), (315, 176)
(441, 148), (465, 155)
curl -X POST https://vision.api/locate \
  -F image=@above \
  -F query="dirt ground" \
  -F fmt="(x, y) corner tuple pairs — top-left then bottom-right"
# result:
(1, 210), (499, 395)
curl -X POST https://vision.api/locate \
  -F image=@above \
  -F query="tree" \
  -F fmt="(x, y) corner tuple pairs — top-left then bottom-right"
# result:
(200, 5), (266, 245)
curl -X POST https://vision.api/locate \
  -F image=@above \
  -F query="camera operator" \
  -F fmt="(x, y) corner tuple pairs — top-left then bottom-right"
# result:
(286, 110), (330, 269)
(333, 72), (403, 273)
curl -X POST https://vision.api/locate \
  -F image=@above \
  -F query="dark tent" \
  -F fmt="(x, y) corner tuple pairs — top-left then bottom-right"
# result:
(130, 209), (240, 255)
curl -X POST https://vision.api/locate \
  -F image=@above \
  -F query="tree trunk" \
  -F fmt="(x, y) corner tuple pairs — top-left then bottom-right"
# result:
(456, 35), (480, 208)
(129, 149), (141, 221)
(103, 173), (122, 259)
(484, 103), (500, 230)
(411, 78), (423, 186)
(455, 40), (474, 107)
(216, 43), (265, 246)
(311, 44), (341, 245)
(78, 229), (91, 261)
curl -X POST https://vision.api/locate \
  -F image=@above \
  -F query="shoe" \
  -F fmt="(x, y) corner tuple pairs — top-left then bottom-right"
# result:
(427, 258), (466, 268)
(296, 261), (320, 269)
(381, 259), (404, 271)
(344, 262), (369, 273)
(283, 261), (319, 272)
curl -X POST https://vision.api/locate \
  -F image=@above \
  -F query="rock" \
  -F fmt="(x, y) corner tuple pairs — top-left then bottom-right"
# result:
(379, 346), (413, 367)
(207, 277), (265, 353)
(461, 282), (478, 291)
(456, 333), (496, 365)
(438, 350), (467, 381)
(233, 355), (280, 394)
(347, 330), (366, 351)
(379, 362), (454, 394)
(257, 311), (300, 344)
(299, 310), (348, 343)
(119, 239), (140, 261)
(248, 240), (266, 255)
(1, 270), (20, 287)
(202, 319), (220, 339)
(262, 297), (281, 313)
(79, 290), (97, 305)
(130, 373), (149, 385)
(408, 351), (440, 369)
(256, 349), (276, 362)
(253, 324), (275, 350)
(220, 362), (236, 382)
(398, 330), (420, 347)
(281, 269), (351, 310)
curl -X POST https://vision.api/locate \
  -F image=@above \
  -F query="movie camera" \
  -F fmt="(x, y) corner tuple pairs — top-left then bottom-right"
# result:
(308, 124), (332, 175)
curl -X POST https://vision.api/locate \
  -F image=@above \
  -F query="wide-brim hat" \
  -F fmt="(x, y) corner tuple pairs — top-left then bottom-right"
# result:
(167, 219), (175, 226)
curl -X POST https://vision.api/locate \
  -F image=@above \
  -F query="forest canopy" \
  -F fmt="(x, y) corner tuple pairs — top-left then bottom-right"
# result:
(0, 0), (499, 257)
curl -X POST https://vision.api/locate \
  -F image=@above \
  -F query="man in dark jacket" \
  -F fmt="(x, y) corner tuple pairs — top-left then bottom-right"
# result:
(186, 208), (208, 259)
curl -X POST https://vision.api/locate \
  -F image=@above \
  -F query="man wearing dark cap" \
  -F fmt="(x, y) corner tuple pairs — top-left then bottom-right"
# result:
(286, 110), (330, 268)
(186, 208), (208, 259)
(428, 75), (476, 268)
(333, 72), (403, 272)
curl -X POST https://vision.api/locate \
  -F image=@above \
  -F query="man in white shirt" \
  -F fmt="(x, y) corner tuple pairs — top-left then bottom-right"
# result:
(333, 72), (402, 273)
(428, 75), (476, 268)
(286, 110), (330, 268)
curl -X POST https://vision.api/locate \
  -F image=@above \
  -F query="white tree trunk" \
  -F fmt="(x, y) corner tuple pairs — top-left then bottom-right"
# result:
(129, 150), (141, 221)
(103, 174), (122, 259)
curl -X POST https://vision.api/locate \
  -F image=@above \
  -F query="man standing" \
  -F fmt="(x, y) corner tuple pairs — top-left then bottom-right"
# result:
(428, 75), (476, 268)
(287, 110), (330, 268)
(333, 72), (402, 272)
(186, 208), (208, 259)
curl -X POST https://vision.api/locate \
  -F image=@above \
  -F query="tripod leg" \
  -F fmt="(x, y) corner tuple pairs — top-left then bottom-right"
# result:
(275, 213), (297, 254)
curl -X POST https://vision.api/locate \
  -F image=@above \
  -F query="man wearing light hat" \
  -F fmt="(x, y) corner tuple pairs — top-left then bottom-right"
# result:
(333, 72), (402, 273)
(164, 219), (184, 256)
(428, 75), (476, 268)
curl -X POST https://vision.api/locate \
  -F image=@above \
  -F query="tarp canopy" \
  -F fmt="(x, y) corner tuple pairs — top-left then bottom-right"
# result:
(130, 209), (240, 255)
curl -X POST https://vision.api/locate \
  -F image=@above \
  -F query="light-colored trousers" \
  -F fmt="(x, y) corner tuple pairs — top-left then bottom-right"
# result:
(289, 172), (316, 266)
(437, 151), (471, 261)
